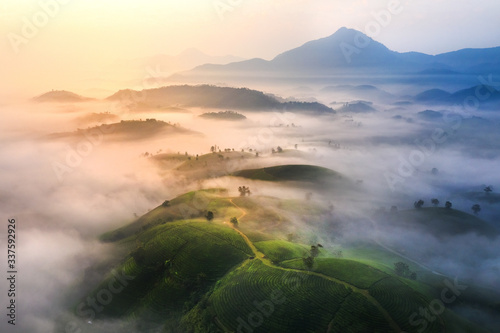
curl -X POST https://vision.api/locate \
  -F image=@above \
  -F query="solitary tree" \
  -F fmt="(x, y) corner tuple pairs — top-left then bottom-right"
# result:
(162, 200), (170, 207)
(484, 186), (493, 194)
(472, 204), (481, 215)
(132, 246), (147, 265)
(238, 186), (251, 196)
(310, 245), (319, 258)
(394, 262), (418, 280)
(205, 211), (214, 222)
(445, 201), (453, 209)
(431, 198), (440, 207)
(230, 217), (239, 226)
(303, 256), (314, 269)
(414, 200), (424, 209)
(277, 146), (283, 153)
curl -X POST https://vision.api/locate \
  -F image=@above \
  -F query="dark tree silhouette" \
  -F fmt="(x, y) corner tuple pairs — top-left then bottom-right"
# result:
(205, 211), (214, 222)
(230, 217), (239, 226)
(394, 262), (417, 279)
(238, 186), (251, 196)
(414, 200), (424, 209)
(394, 262), (410, 276)
(277, 146), (283, 153)
(132, 246), (147, 265)
(431, 198), (440, 207)
(310, 245), (319, 258)
(303, 256), (314, 269)
(484, 186), (493, 194)
(472, 204), (481, 215)
(445, 201), (453, 209)
(162, 200), (170, 207)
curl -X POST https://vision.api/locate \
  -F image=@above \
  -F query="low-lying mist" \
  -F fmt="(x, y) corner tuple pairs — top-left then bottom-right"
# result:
(1, 80), (499, 331)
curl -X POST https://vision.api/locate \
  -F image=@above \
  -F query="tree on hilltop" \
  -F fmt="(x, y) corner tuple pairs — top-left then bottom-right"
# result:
(414, 200), (424, 209)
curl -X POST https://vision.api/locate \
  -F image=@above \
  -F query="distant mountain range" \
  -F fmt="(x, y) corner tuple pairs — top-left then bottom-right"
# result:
(133, 48), (245, 84)
(33, 82), (500, 112)
(171, 27), (500, 79)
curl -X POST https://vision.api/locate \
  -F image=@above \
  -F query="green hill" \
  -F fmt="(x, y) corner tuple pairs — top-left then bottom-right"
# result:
(460, 191), (500, 204)
(387, 207), (499, 238)
(106, 85), (335, 113)
(199, 110), (247, 120)
(232, 164), (345, 184)
(47, 119), (195, 141)
(65, 189), (493, 333)
(33, 90), (94, 103)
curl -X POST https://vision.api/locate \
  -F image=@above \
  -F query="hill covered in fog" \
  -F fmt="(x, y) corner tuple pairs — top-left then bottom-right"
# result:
(107, 85), (335, 113)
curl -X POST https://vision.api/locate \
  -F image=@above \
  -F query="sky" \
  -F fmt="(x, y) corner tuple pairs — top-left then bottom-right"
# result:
(1, 0), (499, 96)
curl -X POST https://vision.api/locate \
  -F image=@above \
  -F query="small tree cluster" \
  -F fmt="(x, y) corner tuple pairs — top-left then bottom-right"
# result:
(238, 186), (251, 196)
(229, 217), (239, 226)
(303, 244), (323, 269)
(310, 245), (319, 258)
(205, 211), (214, 222)
(394, 262), (417, 280)
(414, 199), (424, 209)
(303, 256), (314, 269)
(271, 146), (284, 154)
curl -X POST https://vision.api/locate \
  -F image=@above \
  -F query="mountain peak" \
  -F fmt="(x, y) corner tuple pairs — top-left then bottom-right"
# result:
(270, 27), (395, 71)
(332, 27), (363, 37)
(178, 48), (207, 58)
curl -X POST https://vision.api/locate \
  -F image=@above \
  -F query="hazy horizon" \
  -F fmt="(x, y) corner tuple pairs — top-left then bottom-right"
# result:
(1, 1), (500, 332)
(2, 0), (500, 97)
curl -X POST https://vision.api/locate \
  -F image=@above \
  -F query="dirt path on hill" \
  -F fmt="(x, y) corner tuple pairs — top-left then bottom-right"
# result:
(227, 198), (402, 333)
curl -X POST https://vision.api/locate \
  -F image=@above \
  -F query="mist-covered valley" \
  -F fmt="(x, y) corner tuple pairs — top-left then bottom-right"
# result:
(2, 68), (500, 332)
(2, 2), (500, 329)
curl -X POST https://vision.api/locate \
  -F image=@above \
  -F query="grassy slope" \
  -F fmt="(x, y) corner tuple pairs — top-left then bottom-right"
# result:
(232, 164), (344, 183)
(77, 189), (494, 333)
(100, 189), (230, 242)
(254, 240), (310, 263)
(281, 258), (388, 289)
(184, 260), (394, 333)
(69, 220), (253, 330)
(389, 207), (499, 238)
